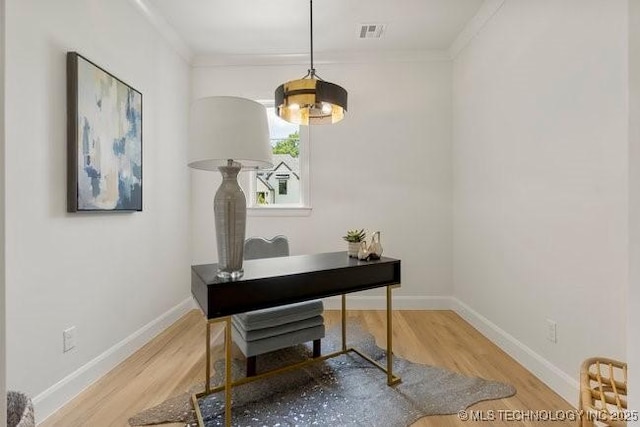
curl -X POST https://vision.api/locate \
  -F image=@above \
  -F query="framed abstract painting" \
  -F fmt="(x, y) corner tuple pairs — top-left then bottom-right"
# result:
(67, 52), (142, 212)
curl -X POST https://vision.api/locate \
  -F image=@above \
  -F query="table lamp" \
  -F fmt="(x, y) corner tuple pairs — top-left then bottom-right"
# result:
(188, 97), (273, 279)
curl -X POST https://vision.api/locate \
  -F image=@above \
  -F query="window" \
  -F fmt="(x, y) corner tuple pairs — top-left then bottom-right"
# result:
(278, 179), (288, 195)
(249, 102), (310, 214)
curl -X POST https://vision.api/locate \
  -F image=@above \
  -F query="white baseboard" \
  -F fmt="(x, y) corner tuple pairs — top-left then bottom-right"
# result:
(34, 297), (197, 425)
(322, 295), (453, 310)
(451, 298), (579, 406)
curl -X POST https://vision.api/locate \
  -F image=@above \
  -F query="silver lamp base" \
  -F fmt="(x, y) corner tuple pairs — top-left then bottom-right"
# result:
(216, 269), (244, 280)
(214, 162), (246, 280)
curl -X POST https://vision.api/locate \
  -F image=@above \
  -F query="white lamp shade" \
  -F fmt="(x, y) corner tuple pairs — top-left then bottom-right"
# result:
(188, 96), (273, 171)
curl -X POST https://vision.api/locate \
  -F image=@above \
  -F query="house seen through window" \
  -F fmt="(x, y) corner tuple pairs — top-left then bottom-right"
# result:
(254, 106), (303, 206)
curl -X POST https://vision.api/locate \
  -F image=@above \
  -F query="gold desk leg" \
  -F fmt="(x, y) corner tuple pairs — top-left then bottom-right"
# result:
(386, 285), (396, 386)
(194, 289), (399, 426)
(205, 321), (211, 393)
(224, 317), (232, 427)
(198, 318), (232, 427)
(341, 294), (347, 351)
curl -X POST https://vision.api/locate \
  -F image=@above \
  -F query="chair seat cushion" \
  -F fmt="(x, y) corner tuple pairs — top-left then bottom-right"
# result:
(233, 300), (323, 330)
(232, 323), (325, 358)
(232, 315), (324, 341)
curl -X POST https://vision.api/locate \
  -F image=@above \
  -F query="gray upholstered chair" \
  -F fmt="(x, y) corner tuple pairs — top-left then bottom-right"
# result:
(231, 236), (325, 376)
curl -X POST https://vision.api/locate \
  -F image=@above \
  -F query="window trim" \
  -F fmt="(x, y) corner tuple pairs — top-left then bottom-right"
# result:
(248, 100), (311, 216)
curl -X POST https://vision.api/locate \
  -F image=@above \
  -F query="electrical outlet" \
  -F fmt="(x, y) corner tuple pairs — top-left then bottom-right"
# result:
(546, 319), (557, 343)
(63, 326), (77, 352)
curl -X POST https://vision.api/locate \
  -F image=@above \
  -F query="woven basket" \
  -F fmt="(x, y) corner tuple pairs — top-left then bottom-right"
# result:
(579, 357), (627, 427)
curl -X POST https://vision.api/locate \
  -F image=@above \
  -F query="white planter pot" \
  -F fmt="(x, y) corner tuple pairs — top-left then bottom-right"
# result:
(347, 242), (360, 258)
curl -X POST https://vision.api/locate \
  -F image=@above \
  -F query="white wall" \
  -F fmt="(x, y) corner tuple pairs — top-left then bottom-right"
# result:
(191, 59), (453, 303)
(629, 0), (640, 419)
(5, 0), (191, 421)
(0, 0), (6, 423)
(453, 0), (628, 404)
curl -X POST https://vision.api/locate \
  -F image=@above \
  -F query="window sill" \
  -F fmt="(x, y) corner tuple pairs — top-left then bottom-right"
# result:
(247, 206), (313, 217)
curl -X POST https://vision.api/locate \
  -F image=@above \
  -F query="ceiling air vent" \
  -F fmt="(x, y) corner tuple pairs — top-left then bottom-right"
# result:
(358, 24), (386, 39)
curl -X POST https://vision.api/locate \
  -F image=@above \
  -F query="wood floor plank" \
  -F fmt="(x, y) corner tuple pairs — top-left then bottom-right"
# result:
(40, 310), (574, 427)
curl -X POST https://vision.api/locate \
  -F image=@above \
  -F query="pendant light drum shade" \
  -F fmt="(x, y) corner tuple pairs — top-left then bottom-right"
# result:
(275, 78), (347, 125)
(274, 0), (348, 126)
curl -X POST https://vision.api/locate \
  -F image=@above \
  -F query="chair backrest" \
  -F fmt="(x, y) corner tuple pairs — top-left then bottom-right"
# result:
(244, 236), (289, 260)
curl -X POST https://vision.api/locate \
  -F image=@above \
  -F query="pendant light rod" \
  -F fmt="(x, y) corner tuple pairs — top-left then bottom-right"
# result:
(309, 0), (315, 75)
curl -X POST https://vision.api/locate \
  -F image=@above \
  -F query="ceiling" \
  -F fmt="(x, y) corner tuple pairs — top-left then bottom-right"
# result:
(148, 0), (485, 57)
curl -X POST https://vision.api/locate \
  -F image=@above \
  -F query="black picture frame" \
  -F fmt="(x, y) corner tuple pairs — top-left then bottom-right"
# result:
(67, 52), (143, 212)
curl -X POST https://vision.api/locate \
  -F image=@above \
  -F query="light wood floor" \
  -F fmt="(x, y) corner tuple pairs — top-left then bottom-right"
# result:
(41, 310), (574, 427)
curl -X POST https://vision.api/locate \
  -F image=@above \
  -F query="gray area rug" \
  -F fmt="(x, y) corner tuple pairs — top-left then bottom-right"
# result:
(129, 321), (516, 426)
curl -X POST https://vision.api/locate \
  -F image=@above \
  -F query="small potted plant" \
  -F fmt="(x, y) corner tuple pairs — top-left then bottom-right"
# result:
(342, 229), (366, 258)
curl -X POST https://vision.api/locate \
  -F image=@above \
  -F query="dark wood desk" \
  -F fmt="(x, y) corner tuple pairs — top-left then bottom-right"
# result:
(191, 251), (402, 427)
(192, 251), (401, 317)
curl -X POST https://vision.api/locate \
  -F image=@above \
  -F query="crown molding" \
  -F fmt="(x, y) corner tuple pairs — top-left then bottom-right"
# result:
(192, 49), (451, 68)
(126, 0), (502, 66)
(448, 0), (506, 59)
(127, 0), (194, 64)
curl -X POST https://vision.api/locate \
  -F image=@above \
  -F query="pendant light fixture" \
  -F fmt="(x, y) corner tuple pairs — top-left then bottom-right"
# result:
(275, 0), (348, 125)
